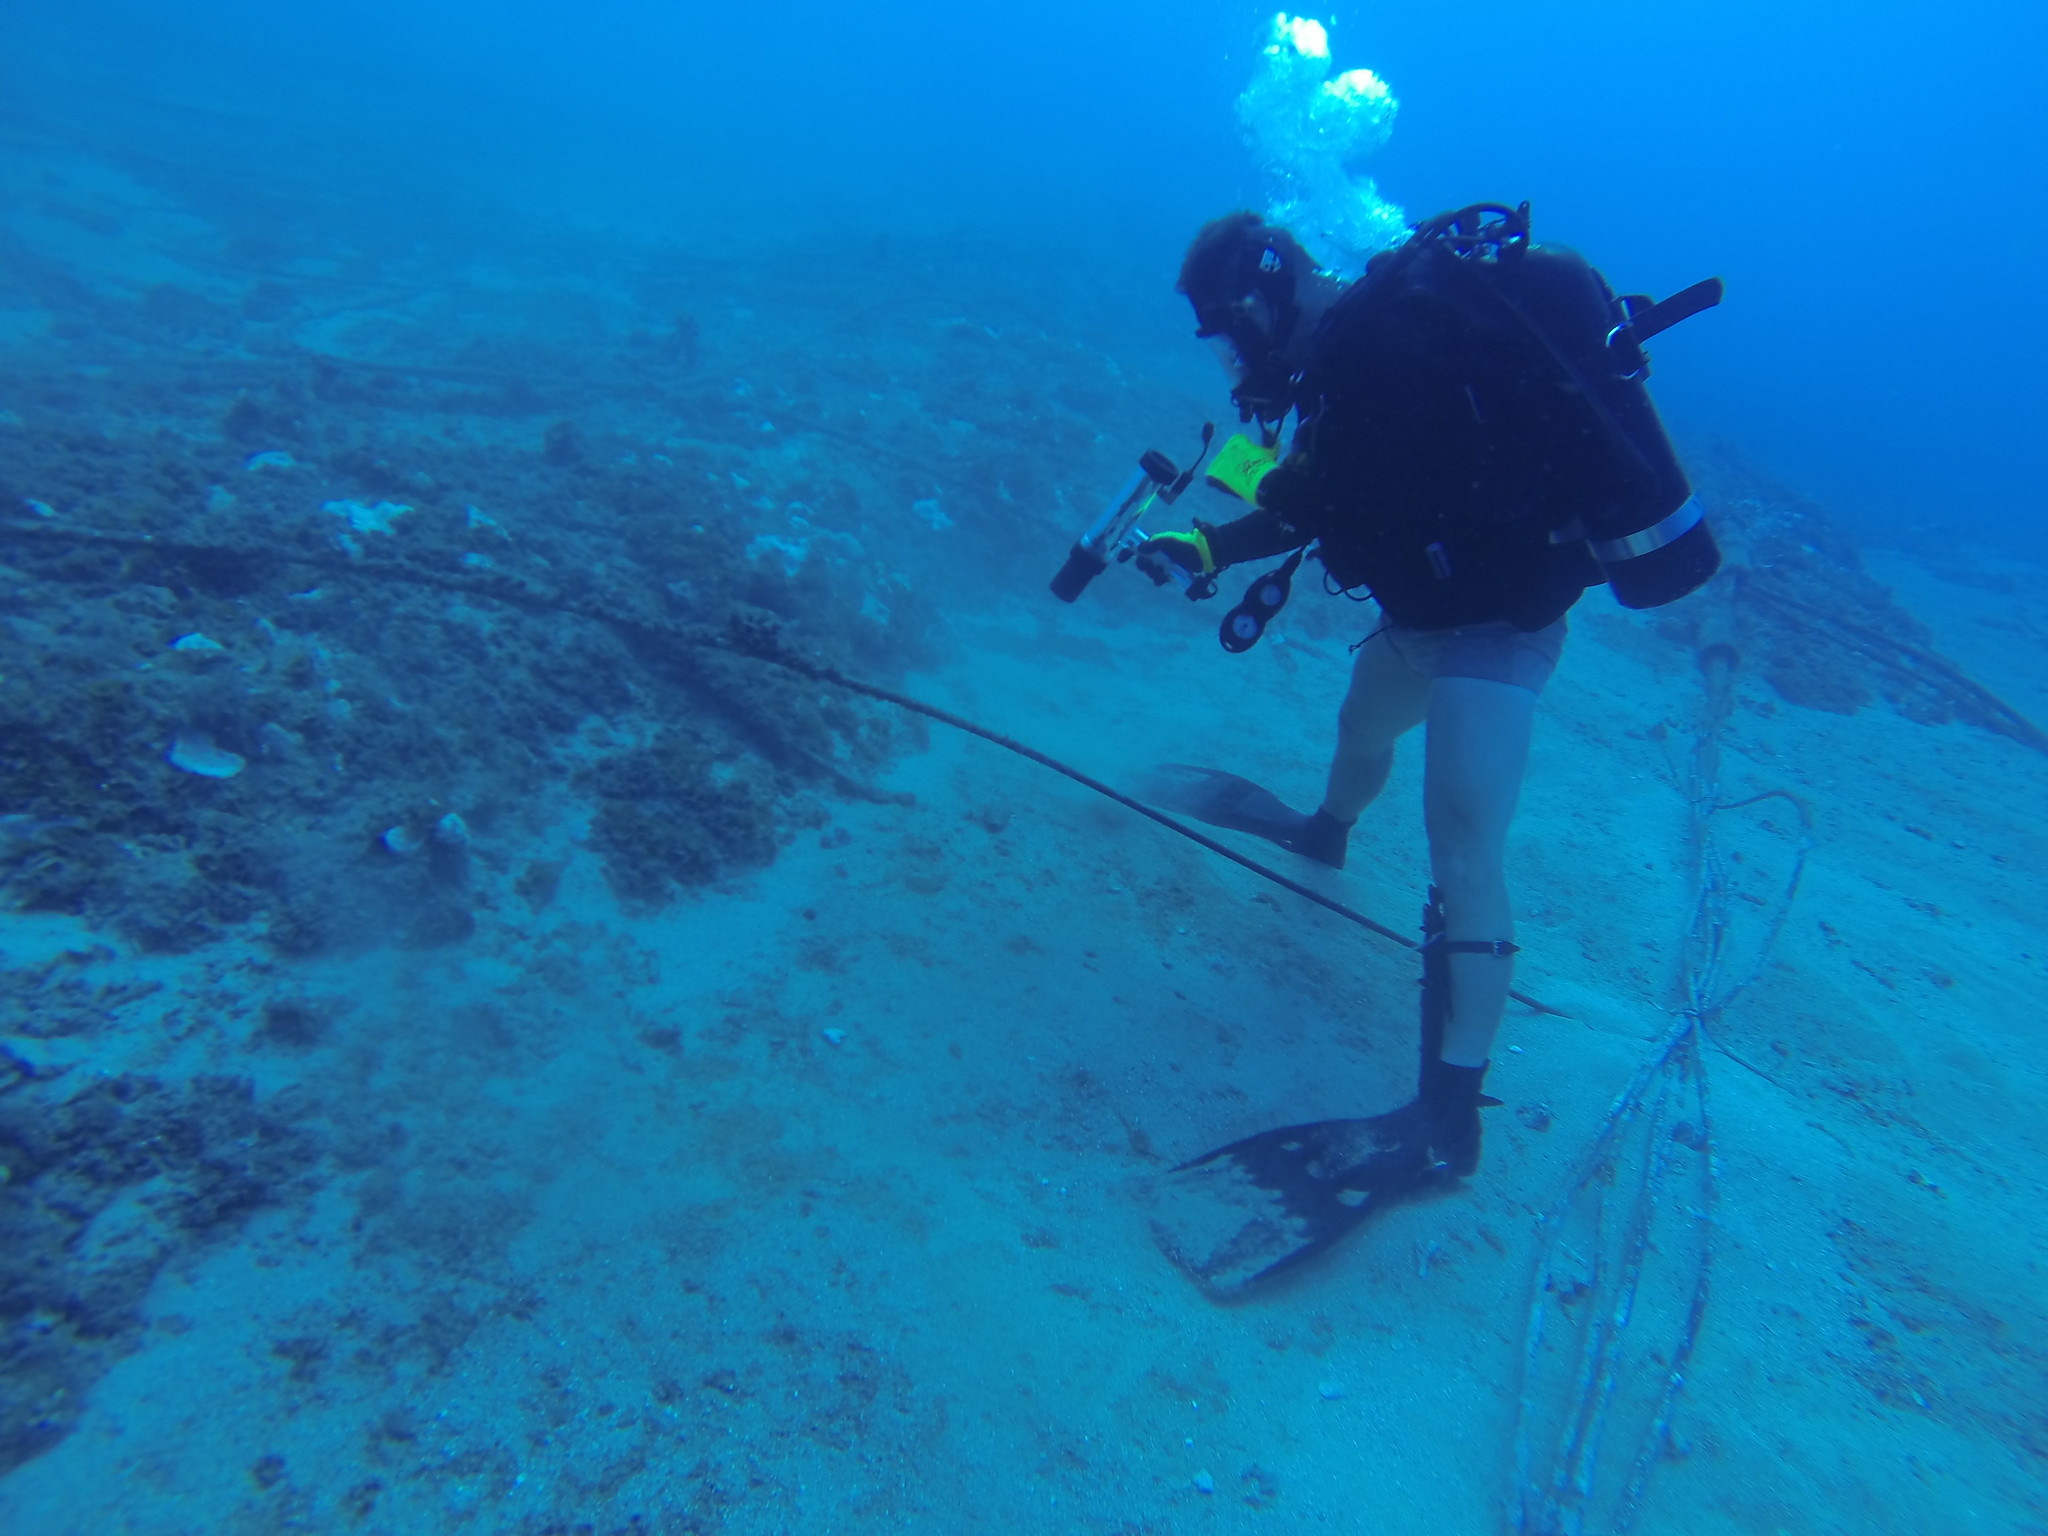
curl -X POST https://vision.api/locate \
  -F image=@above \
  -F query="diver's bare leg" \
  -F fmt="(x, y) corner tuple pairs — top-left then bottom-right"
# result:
(1422, 677), (1539, 1066)
(1319, 629), (1431, 822)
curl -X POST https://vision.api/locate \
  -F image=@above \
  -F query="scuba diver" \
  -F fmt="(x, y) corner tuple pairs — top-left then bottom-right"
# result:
(1135, 204), (1722, 1292)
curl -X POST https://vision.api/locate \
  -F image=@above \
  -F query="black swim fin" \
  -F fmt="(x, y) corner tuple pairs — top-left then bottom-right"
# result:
(1138, 764), (1348, 867)
(1150, 1108), (1444, 1297)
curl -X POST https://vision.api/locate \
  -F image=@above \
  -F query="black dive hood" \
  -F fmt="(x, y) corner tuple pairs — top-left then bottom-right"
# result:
(1188, 219), (1312, 428)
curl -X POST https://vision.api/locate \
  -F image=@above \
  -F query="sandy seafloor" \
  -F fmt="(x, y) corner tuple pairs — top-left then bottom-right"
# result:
(2, 531), (2045, 1533)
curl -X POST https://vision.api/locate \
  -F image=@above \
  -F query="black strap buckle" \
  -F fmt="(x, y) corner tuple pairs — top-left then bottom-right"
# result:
(1606, 277), (1725, 380)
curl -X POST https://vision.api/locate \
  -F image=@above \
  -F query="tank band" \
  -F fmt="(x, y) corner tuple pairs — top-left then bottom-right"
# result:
(1590, 495), (1705, 564)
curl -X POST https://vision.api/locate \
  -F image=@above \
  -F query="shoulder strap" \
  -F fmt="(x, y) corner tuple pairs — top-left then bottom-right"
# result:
(1431, 247), (1661, 484)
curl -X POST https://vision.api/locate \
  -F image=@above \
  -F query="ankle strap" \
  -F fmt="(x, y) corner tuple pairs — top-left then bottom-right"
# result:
(1422, 936), (1520, 957)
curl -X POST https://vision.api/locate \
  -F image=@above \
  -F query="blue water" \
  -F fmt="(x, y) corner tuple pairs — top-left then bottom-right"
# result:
(2, 3), (2044, 1532)
(14, 0), (2040, 544)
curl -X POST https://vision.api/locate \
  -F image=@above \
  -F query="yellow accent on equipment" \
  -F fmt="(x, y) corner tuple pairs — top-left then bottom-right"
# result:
(1149, 528), (1216, 575)
(1204, 434), (1280, 504)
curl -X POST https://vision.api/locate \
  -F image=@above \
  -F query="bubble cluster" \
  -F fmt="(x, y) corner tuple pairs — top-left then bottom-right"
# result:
(1236, 12), (1408, 275)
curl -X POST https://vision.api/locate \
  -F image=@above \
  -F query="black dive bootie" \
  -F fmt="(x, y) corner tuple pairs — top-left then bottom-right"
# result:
(1419, 1055), (1489, 1176)
(1415, 886), (1502, 1175)
(1283, 807), (1353, 869)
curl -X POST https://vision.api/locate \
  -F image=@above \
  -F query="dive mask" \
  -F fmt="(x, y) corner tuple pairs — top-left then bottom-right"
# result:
(1196, 294), (1296, 426)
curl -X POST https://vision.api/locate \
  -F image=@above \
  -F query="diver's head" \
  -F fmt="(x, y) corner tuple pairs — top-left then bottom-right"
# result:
(1176, 213), (1335, 427)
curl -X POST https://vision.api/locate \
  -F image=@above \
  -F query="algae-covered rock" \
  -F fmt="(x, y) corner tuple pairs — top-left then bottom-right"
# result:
(584, 728), (782, 904)
(0, 1071), (319, 1473)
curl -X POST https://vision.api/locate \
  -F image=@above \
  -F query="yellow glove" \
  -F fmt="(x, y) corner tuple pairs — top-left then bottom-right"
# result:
(1204, 434), (1280, 504)
(1137, 527), (1216, 580)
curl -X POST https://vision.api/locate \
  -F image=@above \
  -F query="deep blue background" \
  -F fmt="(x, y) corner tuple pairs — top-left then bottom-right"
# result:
(9, 0), (2044, 555)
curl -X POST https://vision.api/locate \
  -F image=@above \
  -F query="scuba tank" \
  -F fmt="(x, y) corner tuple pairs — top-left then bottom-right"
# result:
(1484, 226), (1722, 610)
(1326, 203), (1723, 615)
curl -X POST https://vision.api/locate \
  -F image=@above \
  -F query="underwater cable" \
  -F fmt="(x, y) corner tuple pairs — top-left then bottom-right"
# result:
(0, 516), (1567, 1015)
(719, 609), (1570, 1016)
(1510, 637), (1813, 1536)
(1739, 580), (2048, 755)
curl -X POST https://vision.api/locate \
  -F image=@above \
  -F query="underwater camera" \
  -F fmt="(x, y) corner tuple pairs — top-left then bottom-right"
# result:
(1049, 424), (1214, 603)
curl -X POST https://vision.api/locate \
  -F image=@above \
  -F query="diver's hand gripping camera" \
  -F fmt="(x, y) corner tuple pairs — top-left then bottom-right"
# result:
(1048, 425), (1215, 603)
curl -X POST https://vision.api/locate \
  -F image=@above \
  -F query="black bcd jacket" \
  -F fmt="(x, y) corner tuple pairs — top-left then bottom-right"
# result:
(1201, 239), (1679, 632)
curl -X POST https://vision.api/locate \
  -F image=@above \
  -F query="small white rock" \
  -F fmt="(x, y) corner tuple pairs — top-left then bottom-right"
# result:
(170, 633), (225, 654)
(1193, 1471), (1215, 1495)
(382, 824), (425, 855)
(821, 1028), (846, 1047)
(432, 811), (470, 848)
(322, 498), (412, 535)
(1508, 1043), (1525, 1054)
(166, 730), (245, 779)
(1318, 1380), (1346, 1400)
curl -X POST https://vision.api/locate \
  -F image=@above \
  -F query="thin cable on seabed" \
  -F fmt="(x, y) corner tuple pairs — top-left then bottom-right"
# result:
(1512, 642), (1810, 1536)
